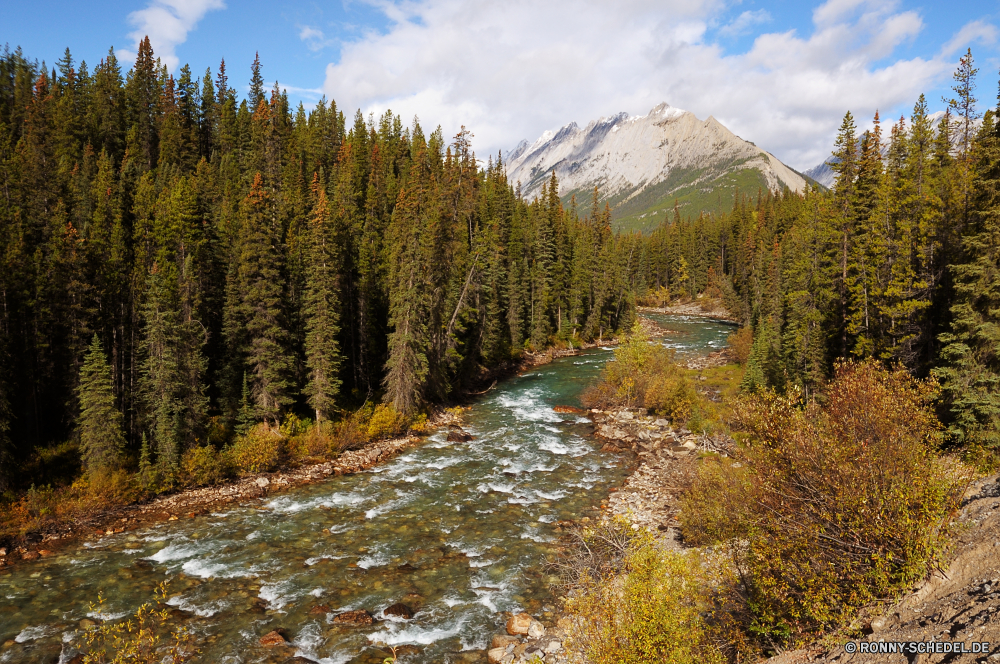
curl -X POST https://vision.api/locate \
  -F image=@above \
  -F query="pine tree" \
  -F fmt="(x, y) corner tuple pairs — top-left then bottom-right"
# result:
(78, 335), (125, 475)
(238, 173), (294, 424)
(935, 108), (1000, 455)
(139, 264), (183, 478)
(235, 372), (254, 436)
(303, 178), (343, 421)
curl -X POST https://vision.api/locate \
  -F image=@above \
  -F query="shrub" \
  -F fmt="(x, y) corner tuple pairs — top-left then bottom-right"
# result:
(727, 326), (753, 365)
(82, 582), (195, 663)
(366, 404), (404, 440)
(329, 407), (373, 453)
(180, 446), (230, 487)
(680, 360), (970, 644)
(562, 519), (723, 664)
(226, 424), (284, 475)
(644, 373), (695, 422)
(582, 324), (695, 423)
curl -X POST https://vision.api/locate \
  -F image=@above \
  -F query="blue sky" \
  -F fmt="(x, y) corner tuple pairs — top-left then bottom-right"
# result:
(5, 0), (999, 169)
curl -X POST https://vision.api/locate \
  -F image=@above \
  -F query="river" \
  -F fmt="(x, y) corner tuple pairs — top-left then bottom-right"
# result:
(0, 315), (735, 664)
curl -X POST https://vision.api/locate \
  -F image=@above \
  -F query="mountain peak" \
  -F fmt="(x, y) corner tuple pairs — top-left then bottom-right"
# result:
(506, 105), (806, 233)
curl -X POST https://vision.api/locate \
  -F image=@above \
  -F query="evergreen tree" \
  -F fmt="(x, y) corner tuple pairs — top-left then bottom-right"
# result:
(78, 335), (125, 475)
(935, 109), (1000, 454)
(302, 179), (343, 421)
(237, 173), (294, 424)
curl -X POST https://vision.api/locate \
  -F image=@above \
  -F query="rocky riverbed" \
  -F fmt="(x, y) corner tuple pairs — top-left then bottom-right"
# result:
(0, 421), (459, 569)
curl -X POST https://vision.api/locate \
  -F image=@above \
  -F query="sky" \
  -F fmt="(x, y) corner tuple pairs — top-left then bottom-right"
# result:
(5, 0), (1000, 170)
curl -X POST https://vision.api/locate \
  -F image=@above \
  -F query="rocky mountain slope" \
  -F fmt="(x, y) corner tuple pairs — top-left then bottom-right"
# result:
(505, 103), (809, 233)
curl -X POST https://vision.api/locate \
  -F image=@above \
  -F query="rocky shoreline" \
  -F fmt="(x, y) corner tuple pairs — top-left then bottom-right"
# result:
(0, 420), (463, 569)
(639, 300), (736, 321)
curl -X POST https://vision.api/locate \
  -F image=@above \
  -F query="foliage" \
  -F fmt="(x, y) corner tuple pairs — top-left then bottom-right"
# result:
(81, 582), (196, 663)
(561, 517), (724, 664)
(681, 361), (970, 644)
(366, 404), (405, 440)
(583, 325), (696, 423)
(78, 336), (126, 476)
(727, 327), (753, 365)
(226, 423), (283, 475)
(179, 445), (230, 487)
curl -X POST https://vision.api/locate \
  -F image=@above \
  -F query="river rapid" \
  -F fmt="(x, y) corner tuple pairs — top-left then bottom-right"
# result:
(0, 315), (734, 664)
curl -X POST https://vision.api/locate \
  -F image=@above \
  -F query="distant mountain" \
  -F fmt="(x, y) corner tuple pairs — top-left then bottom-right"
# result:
(804, 161), (836, 189)
(505, 103), (808, 233)
(803, 110), (973, 191)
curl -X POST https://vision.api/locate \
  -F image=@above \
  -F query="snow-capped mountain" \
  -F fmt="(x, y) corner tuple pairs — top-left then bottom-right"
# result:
(505, 103), (807, 233)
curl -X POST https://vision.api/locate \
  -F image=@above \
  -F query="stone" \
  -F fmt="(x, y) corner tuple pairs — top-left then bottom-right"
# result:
(383, 602), (414, 619)
(255, 477), (270, 488)
(487, 647), (507, 664)
(527, 621), (545, 638)
(308, 604), (330, 615)
(506, 613), (536, 636)
(446, 429), (473, 442)
(492, 634), (520, 649)
(78, 618), (98, 629)
(331, 609), (374, 625)
(20, 551), (39, 561)
(259, 630), (288, 646)
(543, 639), (562, 654)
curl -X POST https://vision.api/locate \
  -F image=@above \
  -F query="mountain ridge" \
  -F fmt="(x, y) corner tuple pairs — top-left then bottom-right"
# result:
(506, 103), (808, 233)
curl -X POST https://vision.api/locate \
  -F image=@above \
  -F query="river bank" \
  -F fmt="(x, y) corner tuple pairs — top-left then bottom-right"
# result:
(0, 414), (469, 570)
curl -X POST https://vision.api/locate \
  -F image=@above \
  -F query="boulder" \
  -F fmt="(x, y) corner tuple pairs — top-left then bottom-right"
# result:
(491, 634), (520, 649)
(383, 602), (414, 619)
(506, 612), (536, 636)
(259, 630), (288, 646)
(487, 647), (507, 664)
(446, 429), (473, 442)
(308, 604), (330, 615)
(255, 477), (270, 489)
(331, 609), (374, 625)
(20, 551), (39, 561)
(527, 621), (545, 638)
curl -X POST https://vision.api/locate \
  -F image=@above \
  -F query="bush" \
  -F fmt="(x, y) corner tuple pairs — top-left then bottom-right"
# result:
(226, 424), (284, 475)
(180, 446), (230, 487)
(82, 582), (195, 663)
(367, 404), (404, 440)
(582, 324), (695, 423)
(680, 361), (970, 645)
(727, 326), (753, 365)
(562, 519), (723, 664)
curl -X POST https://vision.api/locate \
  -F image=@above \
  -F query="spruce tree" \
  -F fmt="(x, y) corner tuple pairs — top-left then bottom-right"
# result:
(238, 173), (294, 425)
(139, 265), (183, 478)
(303, 180), (343, 422)
(936, 109), (1000, 455)
(78, 335), (125, 475)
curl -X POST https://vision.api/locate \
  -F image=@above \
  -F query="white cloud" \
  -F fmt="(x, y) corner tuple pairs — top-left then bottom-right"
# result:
(299, 25), (334, 52)
(322, 0), (997, 171)
(119, 0), (226, 71)
(719, 9), (772, 38)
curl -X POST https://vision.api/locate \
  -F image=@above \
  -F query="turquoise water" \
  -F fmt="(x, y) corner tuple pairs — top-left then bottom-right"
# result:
(0, 316), (735, 664)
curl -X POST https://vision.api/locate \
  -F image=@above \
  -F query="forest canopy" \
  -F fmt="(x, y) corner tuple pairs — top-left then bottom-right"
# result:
(0, 39), (639, 492)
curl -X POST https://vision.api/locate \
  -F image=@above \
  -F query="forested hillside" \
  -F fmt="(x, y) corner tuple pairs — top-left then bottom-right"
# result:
(0, 39), (638, 493)
(633, 50), (999, 462)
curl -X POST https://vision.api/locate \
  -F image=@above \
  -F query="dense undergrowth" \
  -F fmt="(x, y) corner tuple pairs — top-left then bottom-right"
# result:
(564, 328), (974, 662)
(1, 403), (425, 542)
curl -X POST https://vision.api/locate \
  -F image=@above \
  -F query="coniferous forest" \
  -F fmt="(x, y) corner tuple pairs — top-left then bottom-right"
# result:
(1, 39), (998, 508)
(633, 50), (999, 463)
(0, 39), (638, 495)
